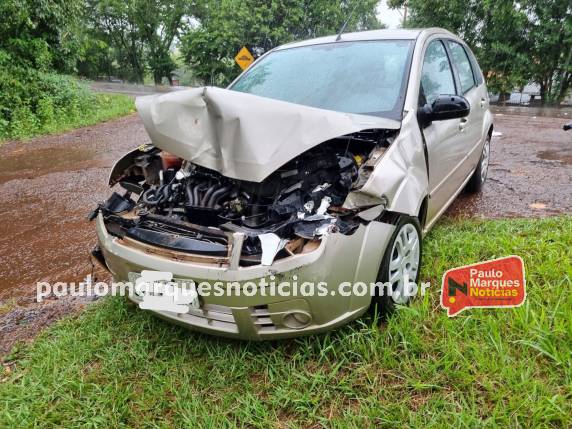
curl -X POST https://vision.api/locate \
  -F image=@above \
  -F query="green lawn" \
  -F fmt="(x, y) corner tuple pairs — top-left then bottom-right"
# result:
(1, 217), (570, 428)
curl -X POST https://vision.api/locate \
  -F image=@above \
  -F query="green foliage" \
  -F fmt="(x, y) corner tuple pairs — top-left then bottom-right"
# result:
(0, 0), (83, 73)
(0, 216), (570, 427)
(82, 0), (195, 84)
(389, 0), (572, 104)
(0, 0), (134, 140)
(522, 0), (572, 104)
(0, 64), (134, 140)
(180, 0), (383, 86)
(136, 0), (190, 85)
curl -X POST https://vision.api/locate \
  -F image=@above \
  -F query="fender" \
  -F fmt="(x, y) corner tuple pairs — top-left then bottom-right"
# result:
(343, 110), (429, 217)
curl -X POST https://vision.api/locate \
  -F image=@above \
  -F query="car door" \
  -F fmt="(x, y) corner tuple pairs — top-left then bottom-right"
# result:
(446, 40), (485, 175)
(419, 39), (467, 224)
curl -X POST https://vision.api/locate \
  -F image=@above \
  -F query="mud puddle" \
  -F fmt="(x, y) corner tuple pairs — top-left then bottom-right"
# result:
(0, 145), (109, 185)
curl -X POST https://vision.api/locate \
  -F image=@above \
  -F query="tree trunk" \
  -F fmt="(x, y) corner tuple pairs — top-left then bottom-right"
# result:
(498, 92), (510, 105)
(556, 74), (571, 104)
(153, 71), (162, 85)
(556, 47), (572, 104)
(540, 82), (547, 106)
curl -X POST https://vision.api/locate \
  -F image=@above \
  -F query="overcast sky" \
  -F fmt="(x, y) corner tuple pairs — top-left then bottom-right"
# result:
(377, 0), (404, 29)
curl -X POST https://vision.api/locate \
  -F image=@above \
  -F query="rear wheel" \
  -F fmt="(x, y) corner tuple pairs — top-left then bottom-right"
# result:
(372, 215), (422, 318)
(466, 134), (491, 193)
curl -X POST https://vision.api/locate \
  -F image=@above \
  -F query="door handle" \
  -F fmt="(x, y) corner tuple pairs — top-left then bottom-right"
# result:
(459, 118), (468, 132)
(480, 98), (486, 108)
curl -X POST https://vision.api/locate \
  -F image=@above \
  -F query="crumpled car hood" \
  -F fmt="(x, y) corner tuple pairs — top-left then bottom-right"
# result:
(136, 86), (400, 183)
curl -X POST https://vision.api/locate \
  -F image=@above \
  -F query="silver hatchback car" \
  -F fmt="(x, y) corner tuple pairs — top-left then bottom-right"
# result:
(92, 28), (493, 339)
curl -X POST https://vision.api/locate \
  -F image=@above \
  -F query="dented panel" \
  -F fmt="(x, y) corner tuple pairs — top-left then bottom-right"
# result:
(343, 109), (429, 216)
(136, 86), (400, 183)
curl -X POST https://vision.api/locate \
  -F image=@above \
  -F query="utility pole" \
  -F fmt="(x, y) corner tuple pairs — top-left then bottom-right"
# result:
(403, 2), (408, 26)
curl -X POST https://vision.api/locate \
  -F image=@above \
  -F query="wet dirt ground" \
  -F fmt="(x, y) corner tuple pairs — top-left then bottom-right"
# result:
(0, 112), (570, 354)
(448, 113), (572, 218)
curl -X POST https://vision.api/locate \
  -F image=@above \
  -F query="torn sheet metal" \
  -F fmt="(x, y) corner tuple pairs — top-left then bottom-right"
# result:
(316, 196), (331, 215)
(357, 204), (386, 221)
(259, 233), (288, 266)
(293, 218), (337, 239)
(136, 87), (400, 183)
(343, 110), (428, 216)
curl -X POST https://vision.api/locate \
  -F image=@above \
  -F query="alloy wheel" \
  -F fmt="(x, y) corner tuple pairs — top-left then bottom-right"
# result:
(388, 223), (420, 304)
(481, 139), (490, 183)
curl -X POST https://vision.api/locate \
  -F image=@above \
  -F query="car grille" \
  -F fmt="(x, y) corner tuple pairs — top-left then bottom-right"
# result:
(251, 305), (277, 332)
(179, 303), (239, 333)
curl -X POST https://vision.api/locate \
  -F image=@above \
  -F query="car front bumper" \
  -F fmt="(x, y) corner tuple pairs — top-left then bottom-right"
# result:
(95, 213), (394, 340)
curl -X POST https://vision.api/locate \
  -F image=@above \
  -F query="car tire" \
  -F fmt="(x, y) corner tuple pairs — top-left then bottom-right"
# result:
(372, 215), (422, 319)
(465, 134), (491, 193)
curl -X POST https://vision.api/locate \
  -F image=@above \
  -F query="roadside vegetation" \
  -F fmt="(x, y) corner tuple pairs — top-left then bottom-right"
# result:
(1, 216), (570, 427)
(0, 75), (134, 141)
(78, 0), (571, 99)
(389, 0), (572, 103)
(0, 2), (134, 141)
(1, 0), (569, 140)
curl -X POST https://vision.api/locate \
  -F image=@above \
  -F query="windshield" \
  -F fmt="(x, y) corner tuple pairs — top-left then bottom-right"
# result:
(230, 40), (414, 120)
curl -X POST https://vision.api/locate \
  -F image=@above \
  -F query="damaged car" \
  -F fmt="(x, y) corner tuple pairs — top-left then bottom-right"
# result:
(91, 28), (493, 339)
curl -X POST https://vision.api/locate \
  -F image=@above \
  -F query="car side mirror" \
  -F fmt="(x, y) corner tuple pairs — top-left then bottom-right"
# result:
(418, 95), (470, 126)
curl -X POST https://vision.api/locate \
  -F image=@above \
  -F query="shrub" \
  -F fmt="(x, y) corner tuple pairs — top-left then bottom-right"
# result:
(0, 51), (134, 140)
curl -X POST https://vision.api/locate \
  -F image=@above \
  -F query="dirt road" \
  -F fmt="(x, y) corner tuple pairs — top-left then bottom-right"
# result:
(448, 113), (572, 218)
(0, 112), (570, 353)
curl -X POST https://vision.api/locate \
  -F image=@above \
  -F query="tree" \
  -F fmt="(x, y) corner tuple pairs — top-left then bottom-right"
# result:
(133, 0), (192, 84)
(389, 0), (483, 46)
(389, 0), (572, 105)
(180, 0), (383, 86)
(475, 0), (530, 97)
(84, 0), (195, 84)
(84, 0), (147, 82)
(0, 0), (83, 72)
(522, 0), (572, 104)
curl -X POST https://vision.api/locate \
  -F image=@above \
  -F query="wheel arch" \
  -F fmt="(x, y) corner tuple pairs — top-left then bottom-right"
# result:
(417, 196), (429, 230)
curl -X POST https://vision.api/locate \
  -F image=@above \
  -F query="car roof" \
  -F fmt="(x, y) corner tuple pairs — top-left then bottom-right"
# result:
(274, 28), (457, 51)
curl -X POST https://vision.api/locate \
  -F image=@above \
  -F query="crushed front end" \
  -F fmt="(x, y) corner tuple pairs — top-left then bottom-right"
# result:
(90, 87), (403, 339)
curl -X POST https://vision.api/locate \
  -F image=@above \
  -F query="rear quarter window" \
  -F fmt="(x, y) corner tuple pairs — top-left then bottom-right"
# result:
(447, 41), (477, 94)
(466, 47), (484, 85)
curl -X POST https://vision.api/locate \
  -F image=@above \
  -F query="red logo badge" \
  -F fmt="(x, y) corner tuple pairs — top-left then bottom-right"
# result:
(441, 256), (526, 317)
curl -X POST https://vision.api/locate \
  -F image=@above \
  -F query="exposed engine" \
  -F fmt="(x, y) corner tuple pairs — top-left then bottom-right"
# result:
(92, 130), (394, 265)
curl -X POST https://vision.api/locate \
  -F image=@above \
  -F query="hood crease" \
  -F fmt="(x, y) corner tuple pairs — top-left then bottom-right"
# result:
(136, 86), (400, 183)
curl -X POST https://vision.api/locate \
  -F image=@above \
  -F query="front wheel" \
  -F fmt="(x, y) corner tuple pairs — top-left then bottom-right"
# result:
(372, 215), (422, 318)
(465, 134), (491, 193)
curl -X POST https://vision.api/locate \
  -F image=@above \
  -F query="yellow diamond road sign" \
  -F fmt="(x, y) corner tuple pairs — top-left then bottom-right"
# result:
(235, 46), (254, 70)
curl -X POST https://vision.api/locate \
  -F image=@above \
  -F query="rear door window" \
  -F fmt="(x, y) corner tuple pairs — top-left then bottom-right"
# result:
(447, 41), (476, 94)
(420, 40), (456, 104)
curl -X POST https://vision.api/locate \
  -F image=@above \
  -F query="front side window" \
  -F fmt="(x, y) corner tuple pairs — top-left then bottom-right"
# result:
(230, 40), (415, 120)
(447, 41), (476, 93)
(420, 40), (456, 104)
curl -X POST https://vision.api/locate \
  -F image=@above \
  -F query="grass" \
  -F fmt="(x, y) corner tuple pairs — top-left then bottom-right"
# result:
(0, 92), (135, 142)
(1, 216), (570, 428)
(52, 92), (135, 132)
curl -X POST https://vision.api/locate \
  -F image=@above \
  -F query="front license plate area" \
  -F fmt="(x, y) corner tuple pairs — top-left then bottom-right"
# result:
(128, 271), (200, 312)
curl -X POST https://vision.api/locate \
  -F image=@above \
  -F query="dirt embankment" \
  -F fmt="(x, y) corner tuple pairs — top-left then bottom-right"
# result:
(0, 112), (570, 354)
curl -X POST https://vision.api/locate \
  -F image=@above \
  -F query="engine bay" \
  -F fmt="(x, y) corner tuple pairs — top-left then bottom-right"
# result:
(92, 129), (394, 266)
